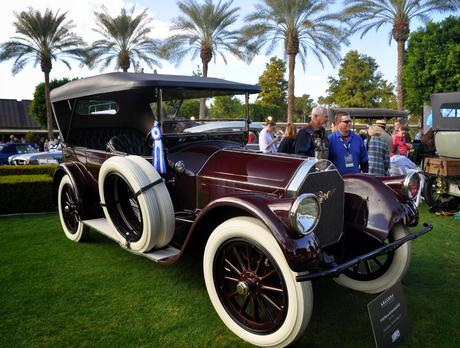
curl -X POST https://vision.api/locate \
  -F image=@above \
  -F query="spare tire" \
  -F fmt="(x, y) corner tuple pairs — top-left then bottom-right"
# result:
(99, 156), (167, 252)
(126, 155), (175, 248)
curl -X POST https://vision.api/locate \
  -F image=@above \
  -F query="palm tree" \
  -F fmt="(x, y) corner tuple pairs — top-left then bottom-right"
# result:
(0, 7), (87, 138)
(90, 6), (161, 72)
(161, 0), (247, 119)
(342, 0), (459, 111)
(242, 0), (347, 123)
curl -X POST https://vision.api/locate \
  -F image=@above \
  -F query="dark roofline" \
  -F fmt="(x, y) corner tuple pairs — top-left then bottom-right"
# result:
(50, 72), (262, 102)
(0, 99), (40, 129)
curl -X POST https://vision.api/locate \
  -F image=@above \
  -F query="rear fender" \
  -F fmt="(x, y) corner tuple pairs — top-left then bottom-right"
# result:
(343, 175), (418, 242)
(169, 193), (321, 272)
(53, 162), (102, 220)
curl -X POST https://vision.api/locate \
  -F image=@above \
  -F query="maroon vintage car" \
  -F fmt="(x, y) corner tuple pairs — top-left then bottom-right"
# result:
(50, 72), (431, 347)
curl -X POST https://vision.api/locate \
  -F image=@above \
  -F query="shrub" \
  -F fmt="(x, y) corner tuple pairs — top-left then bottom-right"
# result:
(0, 174), (54, 214)
(0, 164), (57, 177)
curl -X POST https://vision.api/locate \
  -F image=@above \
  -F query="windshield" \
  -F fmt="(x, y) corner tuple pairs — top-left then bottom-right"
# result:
(153, 95), (249, 135)
(16, 144), (37, 154)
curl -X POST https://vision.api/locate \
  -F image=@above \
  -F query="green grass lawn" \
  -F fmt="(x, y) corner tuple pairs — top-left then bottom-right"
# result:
(0, 205), (458, 347)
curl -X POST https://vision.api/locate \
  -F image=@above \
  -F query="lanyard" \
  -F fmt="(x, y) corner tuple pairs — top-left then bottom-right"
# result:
(338, 134), (352, 154)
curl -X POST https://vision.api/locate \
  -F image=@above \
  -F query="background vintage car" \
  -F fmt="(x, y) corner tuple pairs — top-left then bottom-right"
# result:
(8, 144), (63, 165)
(0, 143), (37, 164)
(49, 72), (430, 348)
(421, 92), (460, 207)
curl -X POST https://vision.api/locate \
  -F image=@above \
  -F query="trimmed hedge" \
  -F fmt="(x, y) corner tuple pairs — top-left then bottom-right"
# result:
(0, 164), (57, 177)
(0, 174), (54, 214)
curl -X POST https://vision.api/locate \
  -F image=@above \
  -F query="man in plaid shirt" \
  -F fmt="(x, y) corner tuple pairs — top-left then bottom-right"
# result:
(365, 125), (390, 176)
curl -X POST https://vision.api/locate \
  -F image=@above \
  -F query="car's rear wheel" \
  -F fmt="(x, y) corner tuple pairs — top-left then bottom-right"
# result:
(57, 174), (88, 242)
(334, 224), (412, 294)
(204, 217), (313, 347)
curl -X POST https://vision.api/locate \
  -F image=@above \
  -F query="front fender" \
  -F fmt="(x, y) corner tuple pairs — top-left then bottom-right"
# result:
(53, 162), (102, 220)
(343, 174), (418, 242)
(190, 192), (322, 272)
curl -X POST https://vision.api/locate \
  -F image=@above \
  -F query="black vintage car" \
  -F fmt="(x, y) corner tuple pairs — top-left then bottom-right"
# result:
(50, 72), (431, 347)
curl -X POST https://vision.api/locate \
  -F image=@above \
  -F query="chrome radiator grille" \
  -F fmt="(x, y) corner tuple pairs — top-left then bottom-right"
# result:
(298, 171), (344, 247)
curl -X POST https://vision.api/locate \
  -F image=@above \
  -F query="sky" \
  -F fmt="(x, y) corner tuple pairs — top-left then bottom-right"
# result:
(0, 0), (458, 103)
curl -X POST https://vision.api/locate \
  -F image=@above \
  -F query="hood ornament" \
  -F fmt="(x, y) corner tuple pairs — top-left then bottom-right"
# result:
(316, 188), (336, 204)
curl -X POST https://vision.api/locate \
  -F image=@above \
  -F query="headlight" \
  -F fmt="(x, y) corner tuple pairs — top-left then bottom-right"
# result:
(403, 172), (421, 201)
(289, 193), (321, 235)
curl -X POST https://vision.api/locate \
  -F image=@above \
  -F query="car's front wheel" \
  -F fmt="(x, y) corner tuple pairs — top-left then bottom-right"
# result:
(203, 217), (313, 347)
(57, 174), (88, 242)
(334, 224), (412, 294)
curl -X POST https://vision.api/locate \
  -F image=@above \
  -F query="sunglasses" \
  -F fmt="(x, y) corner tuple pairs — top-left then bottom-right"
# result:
(341, 120), (352, 124)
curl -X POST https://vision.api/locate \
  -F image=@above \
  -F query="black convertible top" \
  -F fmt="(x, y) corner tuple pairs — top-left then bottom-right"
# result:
(329, 107), (409, 119)
(50, 72), (261, 102)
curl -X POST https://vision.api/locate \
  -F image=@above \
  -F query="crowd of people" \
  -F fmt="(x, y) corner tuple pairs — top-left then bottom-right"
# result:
(4, 134), (61, 152)
(258, 107), (415, 176)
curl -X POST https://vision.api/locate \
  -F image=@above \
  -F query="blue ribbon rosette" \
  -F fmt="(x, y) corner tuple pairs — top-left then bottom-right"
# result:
(151, 122), (166, 174)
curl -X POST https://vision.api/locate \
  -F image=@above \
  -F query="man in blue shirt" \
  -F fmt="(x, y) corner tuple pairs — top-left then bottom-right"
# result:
(328, 112), (368, 175)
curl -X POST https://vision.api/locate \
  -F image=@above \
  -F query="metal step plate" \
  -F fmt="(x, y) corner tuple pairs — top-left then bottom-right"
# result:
(82, 218), (180, 262)
(83, 218), (119, 242)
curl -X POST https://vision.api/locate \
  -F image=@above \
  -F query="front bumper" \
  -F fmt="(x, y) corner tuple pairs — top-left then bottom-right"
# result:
(296, 223), (433, 282)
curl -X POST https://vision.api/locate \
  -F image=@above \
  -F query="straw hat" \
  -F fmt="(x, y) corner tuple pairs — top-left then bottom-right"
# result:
(375, 119), (387, 128)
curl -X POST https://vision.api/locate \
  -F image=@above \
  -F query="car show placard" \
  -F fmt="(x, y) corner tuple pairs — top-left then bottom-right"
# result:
(367, 281), (410, 347)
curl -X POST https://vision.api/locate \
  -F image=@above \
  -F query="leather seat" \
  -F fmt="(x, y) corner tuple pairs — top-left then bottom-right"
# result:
(107, 133), (150, 155)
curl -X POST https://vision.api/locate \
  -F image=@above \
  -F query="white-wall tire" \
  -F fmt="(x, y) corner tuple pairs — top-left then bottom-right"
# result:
(334, 225), (412, 294)
(126, 156), (174, 248)
(57, 174), (88, 242)
(203, 216), (313, 347)
(99, 156), (162, 252)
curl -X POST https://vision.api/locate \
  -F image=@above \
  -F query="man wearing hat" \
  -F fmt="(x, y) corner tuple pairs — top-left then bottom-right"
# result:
(375, 119), (392, 156)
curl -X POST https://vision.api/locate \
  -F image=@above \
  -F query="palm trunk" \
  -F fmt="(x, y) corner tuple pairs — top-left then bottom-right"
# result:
(396, 40), (405, 111)
(287, 53), (296, 124)
(44, 71), (53, 139)
(199, 61), (209, 119)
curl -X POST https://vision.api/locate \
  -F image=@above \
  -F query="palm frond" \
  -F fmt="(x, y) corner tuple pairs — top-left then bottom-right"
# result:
(162, 0), (247, 70)
(90, 5), (160, 71)
(0, 7), (87, 75)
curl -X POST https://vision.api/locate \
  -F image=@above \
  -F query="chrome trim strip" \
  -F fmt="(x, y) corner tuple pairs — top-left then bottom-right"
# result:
(286, 159), (319, 198)
(199, 175), (284, 191)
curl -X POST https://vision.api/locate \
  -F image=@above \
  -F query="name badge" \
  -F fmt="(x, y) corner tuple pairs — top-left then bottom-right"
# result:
(345, 154), (354, 168)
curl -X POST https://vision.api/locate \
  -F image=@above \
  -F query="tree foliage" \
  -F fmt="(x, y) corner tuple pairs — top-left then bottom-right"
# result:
(257, 57), (287, 109)
(319, 50), (396, 108)
(242, 0), (347, 123)
(342, 0), (459, 110)
(90, 6), (161, 72)
(180, 99), (201, 119)
(293, 94), (314, 122)
(249, 103), (281, 122)
(0, 7), (87, 137)
(210, 96), (243, 118)
(404, 16), (460, 117)
(161, 0), (247, 119)
(30, 78), (71, 127)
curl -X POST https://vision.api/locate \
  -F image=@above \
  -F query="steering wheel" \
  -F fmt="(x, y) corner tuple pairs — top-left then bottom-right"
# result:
(144, 132), (153, 149)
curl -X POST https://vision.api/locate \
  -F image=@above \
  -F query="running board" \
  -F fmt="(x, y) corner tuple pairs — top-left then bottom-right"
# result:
(82, 218), (180, 262)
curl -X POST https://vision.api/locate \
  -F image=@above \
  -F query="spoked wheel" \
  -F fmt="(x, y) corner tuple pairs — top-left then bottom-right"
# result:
(204, 217), (313, 347)
(214, 239), (288, 334)
(423, 176), (443, 207)
(342, 243), (394, 281)
(334, 224), (412, 294)
(57, 174), (88, 242)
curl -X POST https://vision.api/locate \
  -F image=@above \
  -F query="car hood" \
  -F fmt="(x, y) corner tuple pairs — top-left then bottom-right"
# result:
(198, 148), (306, 192)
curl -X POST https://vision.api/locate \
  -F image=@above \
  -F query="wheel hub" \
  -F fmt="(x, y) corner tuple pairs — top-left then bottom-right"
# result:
(236, 281), (250, 295)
